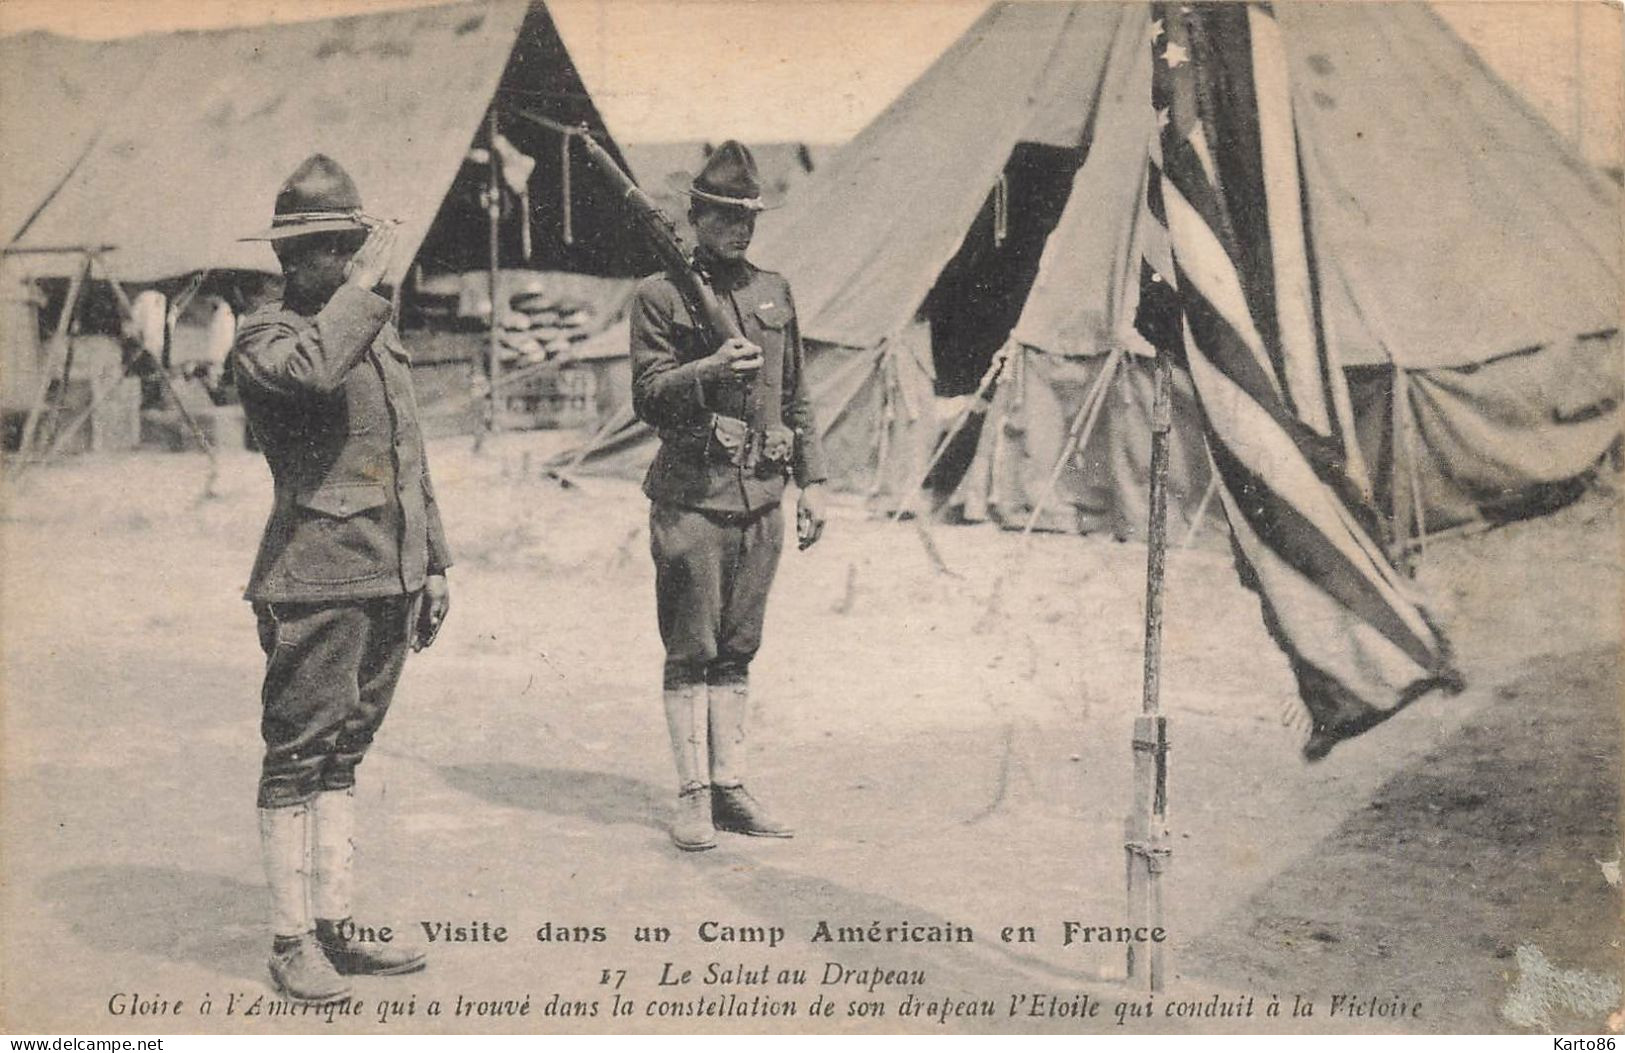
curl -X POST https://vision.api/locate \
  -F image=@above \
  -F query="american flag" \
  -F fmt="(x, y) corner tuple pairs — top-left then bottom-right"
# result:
(1137, 2), (1463, 759)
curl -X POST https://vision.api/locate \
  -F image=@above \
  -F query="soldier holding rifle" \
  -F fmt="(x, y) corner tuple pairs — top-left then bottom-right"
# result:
(625, 142), (830, 851)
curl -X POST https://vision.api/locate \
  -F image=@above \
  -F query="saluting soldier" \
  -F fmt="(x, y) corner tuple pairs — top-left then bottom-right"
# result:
(234, 155), (452, 1000)
(630, 141), (830, 852)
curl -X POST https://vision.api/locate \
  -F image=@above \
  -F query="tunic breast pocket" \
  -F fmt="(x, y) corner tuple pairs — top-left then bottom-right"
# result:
(287, 482), (392, 585)
(750, 303), (793, 371)
(752, 303), (792, 335)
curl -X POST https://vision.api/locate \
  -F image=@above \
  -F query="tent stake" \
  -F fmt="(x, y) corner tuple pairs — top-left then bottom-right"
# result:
(1126, 349), (1173, 992)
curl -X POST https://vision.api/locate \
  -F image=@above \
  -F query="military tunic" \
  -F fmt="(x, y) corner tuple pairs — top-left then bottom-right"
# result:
(234, 284), (452, 807)
(630, 257), (828, 688)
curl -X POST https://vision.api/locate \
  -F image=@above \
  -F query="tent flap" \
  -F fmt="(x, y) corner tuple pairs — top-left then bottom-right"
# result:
(1400, 332), (1622, 532)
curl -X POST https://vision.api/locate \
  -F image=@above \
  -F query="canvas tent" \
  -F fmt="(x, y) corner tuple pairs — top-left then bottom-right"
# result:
(562, 1), (1621, 546)
(0, 0), (653, 285)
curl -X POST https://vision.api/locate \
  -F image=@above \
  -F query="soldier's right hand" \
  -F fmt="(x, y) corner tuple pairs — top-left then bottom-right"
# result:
(708, 338), (763, 380)
(344, 222), (399, 292)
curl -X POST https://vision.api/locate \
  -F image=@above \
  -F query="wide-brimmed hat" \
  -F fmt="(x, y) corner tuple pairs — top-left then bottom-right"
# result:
(676, 141), (779, 212)
(240, 154), (373, 241)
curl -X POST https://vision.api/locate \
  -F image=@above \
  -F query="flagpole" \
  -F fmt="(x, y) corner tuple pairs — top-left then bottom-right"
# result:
(1126, 347), (1174, 991)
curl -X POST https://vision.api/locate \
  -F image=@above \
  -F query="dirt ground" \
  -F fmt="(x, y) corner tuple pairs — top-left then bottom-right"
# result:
(1, 433), (1619, 1035)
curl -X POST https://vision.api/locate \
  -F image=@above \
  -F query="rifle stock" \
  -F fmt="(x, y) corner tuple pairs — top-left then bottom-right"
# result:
(570, 129), (740, 349)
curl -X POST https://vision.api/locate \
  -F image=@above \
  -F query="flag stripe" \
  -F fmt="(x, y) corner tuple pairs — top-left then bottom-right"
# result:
(1174, 261), (1367, 496)
(1248, 3), (1330, 434)
(1181, 327), (1419, 606)
(1183, 305), (1410, 609)
(1204, 429), (1440, 669)
(1218, 483), (1430, 706)
(1136, 0), (1458, 755)
(1181, 317), (1438, 648)
(1169, 3), (1285, 370)
(1161, 181), (1282, 397)
(1157, 139), (1234, 263)
(1145, 159), (1167, 226)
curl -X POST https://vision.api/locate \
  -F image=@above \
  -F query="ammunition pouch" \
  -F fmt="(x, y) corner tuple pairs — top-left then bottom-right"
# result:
(709, 413), (750, 466)
(757, 424), (794, 468)
(702, 414), (794, 476)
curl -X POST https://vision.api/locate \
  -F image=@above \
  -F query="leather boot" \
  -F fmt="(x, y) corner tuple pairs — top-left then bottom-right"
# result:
(316, 918), (427, 976)
(664, 683), (715, 851)
(310, 790), (426, 975)
(709, 682), (793, 838)
(712, 784), (795, 838)
(671, 785), (717, 852)
(259, 805), (349, 1001)
(268, 934), (352, 1003)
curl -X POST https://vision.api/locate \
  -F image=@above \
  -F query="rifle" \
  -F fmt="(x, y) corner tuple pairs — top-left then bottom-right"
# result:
(558, 120), (742, 350)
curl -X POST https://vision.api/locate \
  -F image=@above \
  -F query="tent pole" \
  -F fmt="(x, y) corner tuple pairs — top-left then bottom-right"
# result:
(1020, 345), (1123, 536)
(1388, 364), (1414, 573)
(15, 253), (219, 492)
(558, 133), (572, 250)
(868, 345), (897, 502)
(1179, 469), (1220, 550)
(542, 408), (623, 488)
(889, 342), (1010, 523)
(484, 108), (503, 444)
(1126, 349), (1173, 992)
(39, 269), (202, 464)
(95, 255), (219, 495)
(15, 257), (89, 464)
(1401, 369), (1429, 568)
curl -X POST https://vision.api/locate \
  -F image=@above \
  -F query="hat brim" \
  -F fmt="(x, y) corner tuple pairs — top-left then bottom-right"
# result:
(666, 171), (781, 211)
(238, 216), (371, 242)
(685, 188), (778, 212)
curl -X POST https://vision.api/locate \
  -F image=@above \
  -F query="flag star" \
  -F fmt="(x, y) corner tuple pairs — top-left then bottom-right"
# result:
(1156, 106), (1171, 130)
(1163, 41), (1189, 68)
(1148, 17), (1164, 44)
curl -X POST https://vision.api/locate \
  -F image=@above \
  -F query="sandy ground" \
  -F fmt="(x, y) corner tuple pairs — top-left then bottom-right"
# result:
(0, 433), (1619, 1035)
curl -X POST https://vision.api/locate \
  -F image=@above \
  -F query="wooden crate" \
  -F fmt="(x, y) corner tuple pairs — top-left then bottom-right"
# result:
(495, 362), (597, 431)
